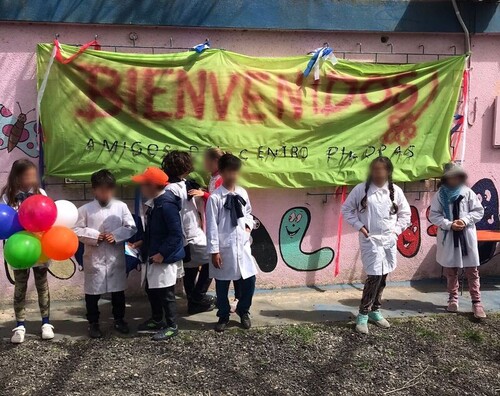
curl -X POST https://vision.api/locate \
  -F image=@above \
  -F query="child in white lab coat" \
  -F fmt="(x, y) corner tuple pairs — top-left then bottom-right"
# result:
(429, 163), (486, 319)
(341, 157), (411, 335)
(2, 159), (54, 344)
(74, 169), (137, 338)
(162, 150), (215, 314)
(206, 153), (257, 332)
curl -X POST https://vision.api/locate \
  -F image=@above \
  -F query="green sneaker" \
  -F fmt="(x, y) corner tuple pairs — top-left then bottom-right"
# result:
(137, 318), (166, 334)
(152, 326), (179, 341)
(368, 310), (390, 328)
(355, 314), (369, 334)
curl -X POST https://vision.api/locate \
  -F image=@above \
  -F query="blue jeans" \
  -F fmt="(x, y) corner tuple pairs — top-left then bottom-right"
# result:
(215, 276), (256, 319)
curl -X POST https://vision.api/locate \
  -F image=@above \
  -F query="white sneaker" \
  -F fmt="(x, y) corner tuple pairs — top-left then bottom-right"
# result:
(11, 325), (26, 344)
(41, 323), (55, 340)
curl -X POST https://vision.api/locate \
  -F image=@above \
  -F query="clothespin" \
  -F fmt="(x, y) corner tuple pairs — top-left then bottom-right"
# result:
(192, 39), (210, 54)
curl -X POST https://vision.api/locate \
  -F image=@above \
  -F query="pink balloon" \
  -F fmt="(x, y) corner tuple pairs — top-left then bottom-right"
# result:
(18, 195), (57, 232)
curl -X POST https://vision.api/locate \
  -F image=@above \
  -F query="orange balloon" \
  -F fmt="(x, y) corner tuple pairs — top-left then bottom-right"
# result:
(41, 226), (79, 260)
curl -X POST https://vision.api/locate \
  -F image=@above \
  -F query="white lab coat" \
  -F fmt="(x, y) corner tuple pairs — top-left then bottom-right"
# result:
(206, 186), (257, 281)
(140, 192), (184, 289)
(429, 186), (483, 268)
(165, 181), (209, 268)
(2, 188), (49, 269)
(74, 199), (137, 295)
(341, 182), (411, 276)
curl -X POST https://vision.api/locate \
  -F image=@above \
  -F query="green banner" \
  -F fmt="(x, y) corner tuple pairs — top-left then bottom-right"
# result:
(37, 44), (465, 187)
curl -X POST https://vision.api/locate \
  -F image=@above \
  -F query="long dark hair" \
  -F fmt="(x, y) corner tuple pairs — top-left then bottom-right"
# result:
(360, 156), (398, 214)
(1, 159), (41, 206)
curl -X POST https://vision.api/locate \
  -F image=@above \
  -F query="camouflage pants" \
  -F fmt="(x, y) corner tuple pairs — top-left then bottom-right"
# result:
(13, 267), (50, 321)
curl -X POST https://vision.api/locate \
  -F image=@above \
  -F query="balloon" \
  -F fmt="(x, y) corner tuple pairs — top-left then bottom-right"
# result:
(0, 204), (23, 239)
(18, 195), (57, 232)
(4, 231), (42, 269)
(41, 226), (79, 260)
(54, 200), (79, 228)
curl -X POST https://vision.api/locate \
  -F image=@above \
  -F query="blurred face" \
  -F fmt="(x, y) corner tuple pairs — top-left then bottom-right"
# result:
(204, 156), (218, 174)
(19, 167), (38, 191)
(220, 168), (239, 188)
(93, 185), (115, 205)
(445, 175), (465, 188)
(140, 183), (162, 199)
(370, 161), (390, 187)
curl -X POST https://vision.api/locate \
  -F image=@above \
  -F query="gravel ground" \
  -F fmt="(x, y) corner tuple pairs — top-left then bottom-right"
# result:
(0, 314), (498, 396)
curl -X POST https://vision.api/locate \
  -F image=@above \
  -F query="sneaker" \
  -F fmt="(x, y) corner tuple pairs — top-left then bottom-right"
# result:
(137, 318), (166, 334)
(214, 317), (230, 332)
(368, 310), (390, 328)
(114, 319), (130, 334)
(203, 294), (217, 305)
(472, 303), (487, 319)
(41, 323), (55, 340)
(355, 314), (369, 335)
(152, 326), (178, 341)
(447, 301), (459, 313)
(240, 313), (252, 330)
(230, 299), (238, 313)
(11, 325), (26, 344)
(187, 301), (215, 315)
(88, 323), (102, 339)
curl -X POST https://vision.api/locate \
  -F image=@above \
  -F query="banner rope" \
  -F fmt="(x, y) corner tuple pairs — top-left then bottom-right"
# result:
(334, 185), (347, 277)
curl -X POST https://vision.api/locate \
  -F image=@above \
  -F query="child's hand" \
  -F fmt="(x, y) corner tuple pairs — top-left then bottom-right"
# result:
(98, 233), (106, 242)
(212, 253), (222, 269)
(128, 240), (143, 249)
(451, 220), (465, 231)
(150, 253), (164, 264)
(359, 226), (369, 238)
(188, 189), (205, 198)
(105, 234), (116, 244)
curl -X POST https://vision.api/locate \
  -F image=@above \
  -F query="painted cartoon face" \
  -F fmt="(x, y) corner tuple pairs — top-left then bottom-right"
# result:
(284, 208), (307, 239)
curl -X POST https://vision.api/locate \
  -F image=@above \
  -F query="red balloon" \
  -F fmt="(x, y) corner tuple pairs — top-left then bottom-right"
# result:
(41, 226), (79, 260)
(18, 195), (57, 232)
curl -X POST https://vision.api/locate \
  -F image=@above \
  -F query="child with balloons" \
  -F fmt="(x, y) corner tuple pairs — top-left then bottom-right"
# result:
(0, 159), (80, 343)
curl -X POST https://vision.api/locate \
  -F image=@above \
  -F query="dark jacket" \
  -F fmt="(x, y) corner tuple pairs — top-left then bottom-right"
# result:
(143, 190), (185, 264)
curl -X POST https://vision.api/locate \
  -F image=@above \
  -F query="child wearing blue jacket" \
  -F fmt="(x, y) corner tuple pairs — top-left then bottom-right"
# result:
(132, 167), (185, 341)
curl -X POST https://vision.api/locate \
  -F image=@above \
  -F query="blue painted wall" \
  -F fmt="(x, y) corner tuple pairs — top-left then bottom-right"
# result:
(0, 0), (498, 33)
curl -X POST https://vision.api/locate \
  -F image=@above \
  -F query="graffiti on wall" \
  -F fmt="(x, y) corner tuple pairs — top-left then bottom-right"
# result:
(250, 215), (278, 273)
(397, 205), (421, 258)
(0, 103), (39, 158)
(279, 207), (334, 271)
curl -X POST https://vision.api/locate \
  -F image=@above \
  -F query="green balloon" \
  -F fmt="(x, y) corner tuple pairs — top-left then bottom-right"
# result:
(4, 231), (42, 269)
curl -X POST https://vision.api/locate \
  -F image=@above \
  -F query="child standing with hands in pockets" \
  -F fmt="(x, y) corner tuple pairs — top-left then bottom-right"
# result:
(206, 153), (257, 332)
(342, 157), (411, 335)
(429, 163), (486, 319)
(2, 159), (54, 343)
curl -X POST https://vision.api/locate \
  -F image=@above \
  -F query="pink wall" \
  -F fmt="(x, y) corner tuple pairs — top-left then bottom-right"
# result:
(0, 23), (499, 301)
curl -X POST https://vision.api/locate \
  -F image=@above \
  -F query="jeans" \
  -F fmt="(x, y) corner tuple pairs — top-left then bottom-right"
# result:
(215, 276), (256, 319)
(85, 291), (125, 324)
(183, 264), (212, 301)
(14, 267), (50, 321)
(444, 266), (481, 303)
(359, 274), (387, 315)
(145, 282), (177, 328)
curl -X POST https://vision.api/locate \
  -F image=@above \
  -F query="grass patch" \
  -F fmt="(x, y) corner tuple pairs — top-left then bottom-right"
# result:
(283, 325), (316, 344)
(462, 329), (484, 343)
(415, 327), (443, 340)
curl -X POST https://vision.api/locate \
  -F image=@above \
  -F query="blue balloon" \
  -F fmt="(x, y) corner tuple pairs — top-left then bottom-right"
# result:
(0, 204), (24, 240)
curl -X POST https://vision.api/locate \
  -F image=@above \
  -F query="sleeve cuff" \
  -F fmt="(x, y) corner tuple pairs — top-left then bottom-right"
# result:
(460, 217), (470, 226)
(441, 220), (453, 231)
(354, 221), (365, 231)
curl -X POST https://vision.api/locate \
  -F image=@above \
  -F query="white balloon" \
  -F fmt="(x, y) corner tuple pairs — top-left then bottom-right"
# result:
(54, 200), (79, 228)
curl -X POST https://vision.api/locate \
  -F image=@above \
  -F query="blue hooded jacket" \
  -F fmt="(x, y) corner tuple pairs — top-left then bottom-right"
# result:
(143, 190), (185, 264)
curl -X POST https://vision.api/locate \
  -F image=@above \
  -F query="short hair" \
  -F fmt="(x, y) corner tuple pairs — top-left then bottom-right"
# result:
(161, 150), (194, 179)
(91, 169), (116, 188)
(219, 153), (242, 172)
(205, 147), (225, 161)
